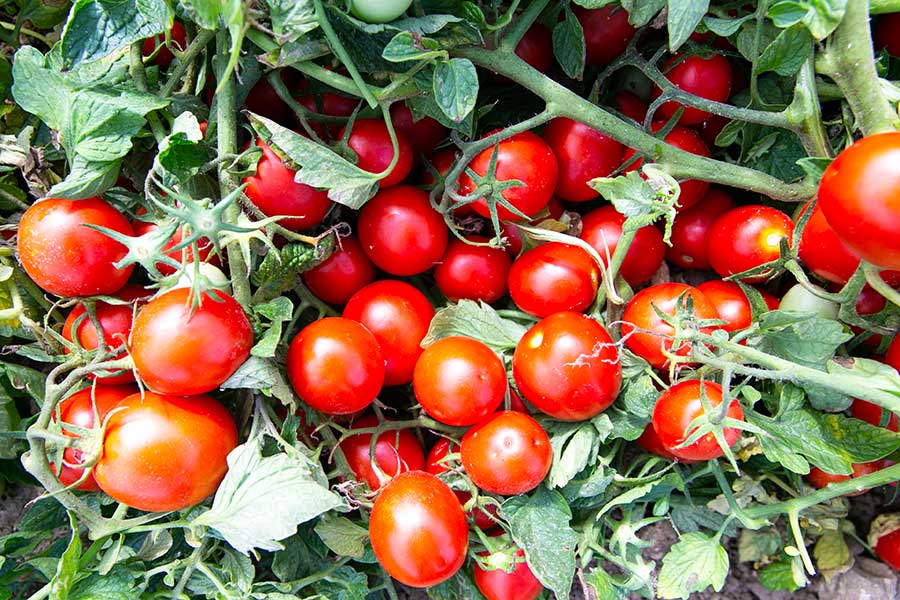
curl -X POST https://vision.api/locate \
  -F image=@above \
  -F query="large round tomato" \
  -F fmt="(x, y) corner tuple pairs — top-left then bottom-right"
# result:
(434, 236), (512, 303)
(341, 119), (413, 188)
(349, 0), (412, 23)
(426, 439), (499, 531)
(666, 188), (735, 270)
(651, 380), (744, 461)
(339, 415), (425, 490)
(621, 283), (719, 369)
(369, 471), (468, 587)
(302, 235), (376, 305)
(414, 336), (506, 426)
(653, 54), (732, 125)
(94, 391), (237, 511)
(542, 117), (624, 202)
(389, 103), (447, 155)
(707, 205), (794, 282)
(574, 5), (636, 66)
(507, 242), (599, 317)
(458, 132), (558, 221)
(579, 204), (665, 286)
(460, 411), (551, 496)
(817, 132), (900, 270)
(131, 288), (253, 396)
(513, 311), (621, 420)
(17, 197), (134, 297)
(807, 460), (886, 496)
(357, 186), (448, 276)
(474, 548), (544, 600)
(342, 280), (434, 386)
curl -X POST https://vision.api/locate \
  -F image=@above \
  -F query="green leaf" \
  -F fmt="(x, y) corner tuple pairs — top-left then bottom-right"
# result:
(251, 236), (335, 302)
(68, 568), (142, 600)
(50, 512), (82, 599)
(2, 362), (46, 405)
(546, 421), (599, 489)
(738, 528), (783, 563)
(657, 532), (728, 599)
(154, 113), (214, 186)
(427, 569), (485, 600)
(195, 438), (345, 553)
(588, 170), (676, 229)
(768, 0), (847, 40)
(221, 356), (295, 405)
(758, 559), (802, 591)
(421, 300), (527, 353)
(667, 0), (709, 52)
(314, 514), (368, 558)
(267, 0), (317, 43)
(623, 0), (666, 27)
(754, 312), (852, 369)
(503, 486), (578, 599)
(271, 529), (330, 582)
(552, 8), (585, 80)
(310, 565), (369, 600)
(703, 15), (753, 36)
(383, 32), (445, 63)
(583, 567), (627, 600)
(670, 505), (735, 535)
(814, 530), (851, 577)
(619, 373), (659, 420)
(61, 0), (170, 68)
(0, 388), (21, 460)
(251, 297), (294, 358)
(755, 25), (813, 76)
(432, 58), (478, 123)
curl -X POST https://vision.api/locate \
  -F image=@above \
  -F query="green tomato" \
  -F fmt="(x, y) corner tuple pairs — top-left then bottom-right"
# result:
(779, 283), (839, 319)
(350, 0), (412, 23)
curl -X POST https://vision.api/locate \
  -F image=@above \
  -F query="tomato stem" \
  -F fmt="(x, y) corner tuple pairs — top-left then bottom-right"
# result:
(312, 0), (379, 109)
(159, 29), (215, 99)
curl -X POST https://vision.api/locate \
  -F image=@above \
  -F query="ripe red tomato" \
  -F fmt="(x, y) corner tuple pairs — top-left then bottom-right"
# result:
(574, 5), (636, 67)
(873, 516), (900, 570)
(94, 391), (238, 512)
(53, 384), (137, 491)
(508, 242), (599, 317)
(873, 13), (900, 56)
(474, 548), (544, 600)
(636, 423), (696, 463)
(458, 132), (558, 221)
(131, 288), (253, 396)
(414, 336), (507, 426)
(798, 200), (863, 285)
(621, 283), (719, 369)
(696, 280), (756, 333)
(339, 415), (425, 490)
(697, 114), (730, 148)
(302, 235), (376, 305)
(357, 186), (449, 276)
(390, 103), (447, 155)
(542, 117), (624, 202)
(369, 471), (468, 587)
(652, 54), (732, 125)
(513, 311), (621, 420)
(651, 380), (743, 461)
(512, 24), (554, 74)
(341, 119), (414, 188)
(426, 439), (499, 531)
(500, 197), (565, 257)
(579, 204), (665, 286)
(17, 197), (135, 297)
(142, 21), (187, 68)
(242, 139), (332, 231)
(807, 460), (886, 496)
(667, 188), (735, 270)
(342, 280), (434, 386)
(297, 91), (358, 139)
(131, 217), (218, 277)
(244, 72), (298, 126)
(610, 91), (648, 123)
(434, 236), (512, 303)
(421, 147), (459, 188)
(461, 411), (551, 496)
(851, 399), (900, 432)
(707, 205), (794, 282)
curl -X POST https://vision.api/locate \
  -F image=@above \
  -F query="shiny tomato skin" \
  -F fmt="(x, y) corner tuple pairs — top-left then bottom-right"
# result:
(653, 54), (732, 125)
(414, 336), (507, 426)
(513, 312), (622, 420)
(434, 236), (512, 303)
(508, 242), (599, 317)
(474, 549), (544, 600)
(818, 132), (900, 270)
(707, 205), (794, 282)
(426, 439), (499, 531)
(574, 5), (636, 66)
(390, 103), (447, 155)
(340, 415), (425, 490)
(875, 523), (900, 570)
(94, 391), (237, 512)
(798, 200), (863, 285)
(342, 119), (413, 188)
(369, 471), (468, 587)
(579, 204), (665, 286)
(302, 235), (377, 305)
(542, 118), (624, 202)
(696, 280), (755, 333)
(621, 283), (719, 369)
(459, 132), (558, 221)
(17, 197), (135, 297)
(651, 380), (743, 461)
(242, 139), (332, 231)
(807, 460), (886, 496)
(286, 317), (385, 414)
(343, 280), (434, 386)
(667, 188), (736, 270)
(357, 186), (449, 276)
(461, 411), (551, 496)
(131, 289), (253, 396)
(851, 399), (900, 432)
(142, 21), (187, 68)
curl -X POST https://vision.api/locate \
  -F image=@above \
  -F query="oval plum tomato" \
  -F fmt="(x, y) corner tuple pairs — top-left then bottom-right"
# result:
(574, 5), (636, 67)
(390, 103), (447, 155)
(798, 200), (864, 285)
(852, 398), (899, 432)
(667, 188), (736, 270)
(621, 283), (719, 369)
(131, 288), (253, 396)
(513, 311), (622, 420)
(579, 204), (665, 286)
(343, 280), (434, 386)
(458, 132), (558, 221)
(507, 242), (599, 317)
(369, 471), (468, 587)
(707, 205), (794, 282)
(302, 235), (376, 305)
(349, 0), (412, 23)
(461, 411), (551, 496)
(807, 460), (887, 496)
(17, 197), (134, 297)
(339, 415), (425, 490)
(94, 391), (238, 512)
(53, 384), (137, 491)
(434, 236), (512, 303)
(696, 280), (755, 333)
(286, 317), (385, 414)
(651, 380), (744, 461)
(818, 132), (900, 270)
(357, 186), (449, 276)
(242, 139), (332, 231)
(542, 118), (624, 202)
(610, 91), (648, 123)
(131, 217), (218, 277)
(426, 439), (500, 531)
(414, 336), (506, 426)
(873, 13), (900, 56)
(474, 548), (544, 600)
(142, 21), (186, 68)
(652, 54), (732, 125)
(341, 118), (413, 188)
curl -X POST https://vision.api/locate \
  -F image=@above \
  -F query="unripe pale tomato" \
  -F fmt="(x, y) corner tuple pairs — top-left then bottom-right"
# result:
(349, 0), (412, 23)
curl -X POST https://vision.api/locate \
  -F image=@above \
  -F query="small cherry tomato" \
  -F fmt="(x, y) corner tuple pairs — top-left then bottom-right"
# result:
(610, 91), (648, 123)
(474, 548), (544, 600)
(243, 72), (297, 126)
(652, 53), (732, 125)
(341, 119), (413, 188)
(500, 197), (565, 257)
(434, 236), (512, 303)
(339, 415), (425, 490)
(390, 103), (447, 155)
(542, 118), (624, 202)
(512, 24), (554, 74)
(579, 204), (665, 286)
(779, 283), (839, 319)
(696, 280), (756, 333)
(807, 461), (887, 496)
(707, 205), (794, 282)
(798, 200), (863, 285)
(302, 235), (377, 305)
(651, 380), (743, 461)
(349, 0), (412, 23)
(667, 188), (736, 270)
(507, 242), (599, 317)
(574, 5), (636, 67)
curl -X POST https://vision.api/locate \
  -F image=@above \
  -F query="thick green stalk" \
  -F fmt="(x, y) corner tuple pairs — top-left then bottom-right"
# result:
(160, 29), (215, 98)
(871, 0), (900, 13)
(786, 55), (833, 157)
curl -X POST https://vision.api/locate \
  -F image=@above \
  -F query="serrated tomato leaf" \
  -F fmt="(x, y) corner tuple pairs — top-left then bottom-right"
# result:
(657, 532), (728, 599)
